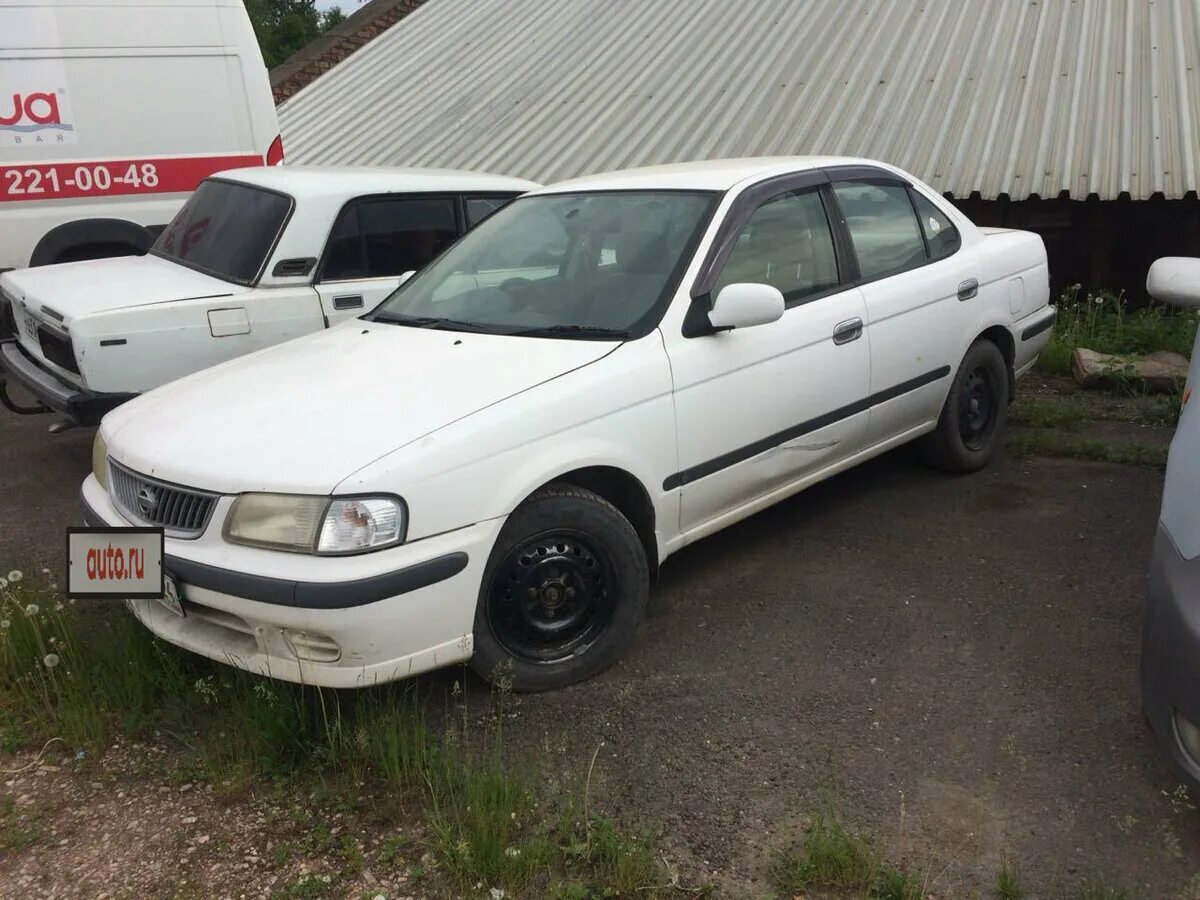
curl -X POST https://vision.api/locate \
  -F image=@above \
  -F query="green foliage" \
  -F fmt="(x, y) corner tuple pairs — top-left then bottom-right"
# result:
(1006, 429), (1168, 468)
(244, 0), (346, 69)
(1038, 286), (1197, 376)
(766, 814), (922, 898)
(996, 861), (1023, 900)
(0, 575), (674, 897)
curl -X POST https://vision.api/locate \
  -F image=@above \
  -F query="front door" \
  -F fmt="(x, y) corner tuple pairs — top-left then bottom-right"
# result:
(667, 184), (871, 533)
(315, 195), (461, 325)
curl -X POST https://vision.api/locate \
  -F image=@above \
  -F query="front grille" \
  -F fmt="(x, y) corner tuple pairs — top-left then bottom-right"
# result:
(109, 460), (218, 538)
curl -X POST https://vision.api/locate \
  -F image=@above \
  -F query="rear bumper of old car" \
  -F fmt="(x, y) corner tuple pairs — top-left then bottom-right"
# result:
(0, 339), (133, 424)
(1141, 523), (1200, 788)
(80, 473), (501, 688)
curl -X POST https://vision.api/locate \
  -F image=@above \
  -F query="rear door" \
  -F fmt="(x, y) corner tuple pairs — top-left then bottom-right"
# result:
(315, 194), (459, 325)
(826, 169), (978, 447)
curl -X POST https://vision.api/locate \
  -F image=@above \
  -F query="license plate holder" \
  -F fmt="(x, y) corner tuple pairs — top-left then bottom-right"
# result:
(155, 574), (185, 618)
(20, 308), (38, 342)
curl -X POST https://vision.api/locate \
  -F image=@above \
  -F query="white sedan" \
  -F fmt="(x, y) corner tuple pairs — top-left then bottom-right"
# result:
(81, 156), (1055, 691)
(0, 166), (537, 424)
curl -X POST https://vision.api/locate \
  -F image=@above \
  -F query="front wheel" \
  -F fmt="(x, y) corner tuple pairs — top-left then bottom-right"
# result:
(921, 339), (1009, 472)
(471, 485), (649, 691)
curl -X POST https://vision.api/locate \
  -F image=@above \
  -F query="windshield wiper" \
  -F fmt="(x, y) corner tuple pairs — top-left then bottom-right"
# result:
(371, 313), (495, 332)
(510, 324), (628, 339)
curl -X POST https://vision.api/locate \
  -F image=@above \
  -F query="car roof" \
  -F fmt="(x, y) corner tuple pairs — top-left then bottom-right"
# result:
(531, 156), (896, 194)
(215, 165), (541, 198)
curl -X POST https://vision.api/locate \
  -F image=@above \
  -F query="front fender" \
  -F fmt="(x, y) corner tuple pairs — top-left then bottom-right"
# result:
(335, 335), (679, 549)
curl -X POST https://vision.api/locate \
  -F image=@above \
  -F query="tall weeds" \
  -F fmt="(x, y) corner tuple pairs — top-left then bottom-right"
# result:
(0, 571), (673, 895)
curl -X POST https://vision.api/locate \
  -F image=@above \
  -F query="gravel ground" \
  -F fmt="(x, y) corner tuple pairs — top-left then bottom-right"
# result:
(0, 406), (1197, 897)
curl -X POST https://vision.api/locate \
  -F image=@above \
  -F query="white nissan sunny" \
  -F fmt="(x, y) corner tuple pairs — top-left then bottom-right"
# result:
(81, 157), (1055, 691)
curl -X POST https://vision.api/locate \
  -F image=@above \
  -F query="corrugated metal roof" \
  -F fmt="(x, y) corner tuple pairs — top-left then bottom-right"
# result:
(278, 0), (1200, 201)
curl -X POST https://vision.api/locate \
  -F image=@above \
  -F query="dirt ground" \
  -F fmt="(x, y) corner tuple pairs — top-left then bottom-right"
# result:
(1, 400), (1198, 897)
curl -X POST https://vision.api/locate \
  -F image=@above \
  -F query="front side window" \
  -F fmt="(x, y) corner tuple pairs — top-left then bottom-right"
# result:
(712, 189), (839, 304)
(152, 179), (291, 285)
(322, 196), (458, 281)
(833, 182), (927, 281)
(911, 191), (961, 261)
(369, 191), (717, 338)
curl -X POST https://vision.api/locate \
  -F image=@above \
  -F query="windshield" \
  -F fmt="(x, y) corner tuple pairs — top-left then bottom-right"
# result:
(151, 179), (292, 285)
(369, 191), (717, 338)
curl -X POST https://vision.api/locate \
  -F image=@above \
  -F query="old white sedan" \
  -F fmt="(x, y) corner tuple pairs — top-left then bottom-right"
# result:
(0, 166), (536, 424)
(81, 157), (1054, 691)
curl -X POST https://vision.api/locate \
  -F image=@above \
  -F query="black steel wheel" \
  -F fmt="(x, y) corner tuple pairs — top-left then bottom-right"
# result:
(957, 364), (1000, 451)
(472, 485), (648, 691)
(485, 529), (618, 664)
(922, 339), (1009, 473)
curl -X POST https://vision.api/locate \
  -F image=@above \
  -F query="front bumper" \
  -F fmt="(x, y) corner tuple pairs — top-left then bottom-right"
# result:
(1141, 523), (1200, 788)
(80, 474), (502, 688)
(0, 339), (133, 424)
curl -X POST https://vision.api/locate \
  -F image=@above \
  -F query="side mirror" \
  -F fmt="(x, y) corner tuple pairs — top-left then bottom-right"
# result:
(397, 270), (416, 287)
(1147, 257), (1200, 308)
(708, 283), (785, 332)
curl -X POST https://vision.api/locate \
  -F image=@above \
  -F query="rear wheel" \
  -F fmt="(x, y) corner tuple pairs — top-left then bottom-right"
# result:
(921, 339), (1009, 472)
(471, 485), (648, 691)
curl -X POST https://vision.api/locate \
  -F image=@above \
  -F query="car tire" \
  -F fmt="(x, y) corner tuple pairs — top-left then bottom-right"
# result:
(471, 485), (648, 692)
(921, 339), (1009, 473)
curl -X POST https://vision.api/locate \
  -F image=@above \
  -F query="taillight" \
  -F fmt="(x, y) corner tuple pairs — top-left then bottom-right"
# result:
(266, 135), (285, 167)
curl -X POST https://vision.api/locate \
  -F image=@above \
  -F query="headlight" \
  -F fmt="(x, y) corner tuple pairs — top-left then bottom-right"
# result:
(91, 431), (108, 489)
(223, 494), (406, 555)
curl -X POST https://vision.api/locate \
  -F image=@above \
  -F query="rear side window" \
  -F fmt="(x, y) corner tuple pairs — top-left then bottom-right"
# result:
(712, 189), (840, 305)
(322, 196), (458, 281)
(152, 180), (291, 285)
(832, 182), (927, 281)
(911, 191), (961, 261)
(464, 195), (518, 228)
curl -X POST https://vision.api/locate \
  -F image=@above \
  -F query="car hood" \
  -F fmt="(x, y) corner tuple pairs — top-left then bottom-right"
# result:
(102, 322), (618, 494)
(0, 254), (243, 322)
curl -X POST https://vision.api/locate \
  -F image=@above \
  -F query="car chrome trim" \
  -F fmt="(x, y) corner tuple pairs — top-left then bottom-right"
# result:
(662, 365), (952, 490)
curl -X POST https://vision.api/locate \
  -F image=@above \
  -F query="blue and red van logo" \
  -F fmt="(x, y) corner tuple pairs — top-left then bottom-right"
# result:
(0, 91), (73, 134)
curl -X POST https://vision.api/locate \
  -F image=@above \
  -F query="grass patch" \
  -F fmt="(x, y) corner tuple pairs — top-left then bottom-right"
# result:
(0, 573), (678, 897)
(1038, 287), (1196, 377)
(767, 814), (921, 899)
(1010, 391), (1182, 430)
(0, 794), (39, 851)
(1006, 429), (1168, 468)
(996, 861), (1022, 899)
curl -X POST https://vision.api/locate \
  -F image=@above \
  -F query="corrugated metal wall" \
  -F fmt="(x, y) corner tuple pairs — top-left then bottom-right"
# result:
(279, 0), (1200, 202)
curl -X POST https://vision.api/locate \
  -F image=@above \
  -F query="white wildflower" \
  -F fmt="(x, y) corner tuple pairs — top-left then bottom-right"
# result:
(41, 568), (49, 575)
(7, 570), (22, 583)
(0, 578), (7, 590)
(23, 603), (39, 616)
(321, 874), (332, 883)
(43, 653), (60, 669)
(54, 603), (64, 612)
(0, 620), (9, 629)
(490, 888), (506, 900)
(504, 846), (520, 858)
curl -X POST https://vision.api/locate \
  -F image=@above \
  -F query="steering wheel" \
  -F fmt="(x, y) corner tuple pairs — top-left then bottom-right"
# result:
(498, 277), (543, 311)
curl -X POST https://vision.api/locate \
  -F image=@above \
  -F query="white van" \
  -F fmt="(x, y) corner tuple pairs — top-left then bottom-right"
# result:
(0, 0), (281, 273)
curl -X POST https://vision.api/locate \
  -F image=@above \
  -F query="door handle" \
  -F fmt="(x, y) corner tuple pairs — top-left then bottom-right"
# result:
(958, 279), (979, 301)
(332, 295), (364, 310)
(832, 317), (863, 345)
